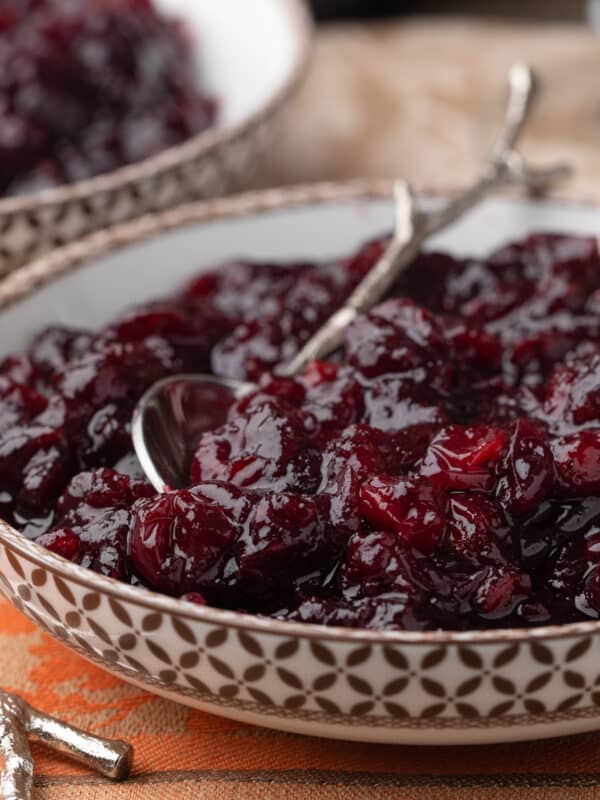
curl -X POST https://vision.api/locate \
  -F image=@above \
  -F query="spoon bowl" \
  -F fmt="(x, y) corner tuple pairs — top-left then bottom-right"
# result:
(132, 374), (254, 492)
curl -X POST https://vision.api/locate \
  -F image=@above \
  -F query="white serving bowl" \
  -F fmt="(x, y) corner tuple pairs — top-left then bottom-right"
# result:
(0, 0), (312, 274)
(1, 182), (600, 746)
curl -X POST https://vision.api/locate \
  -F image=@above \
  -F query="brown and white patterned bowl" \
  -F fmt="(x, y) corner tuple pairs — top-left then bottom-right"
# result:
(2, 182), (600, 745)
(0, 0), (312, 276)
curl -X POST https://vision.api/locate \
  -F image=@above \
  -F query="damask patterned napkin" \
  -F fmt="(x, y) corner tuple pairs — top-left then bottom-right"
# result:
(0, 597), (598, 799)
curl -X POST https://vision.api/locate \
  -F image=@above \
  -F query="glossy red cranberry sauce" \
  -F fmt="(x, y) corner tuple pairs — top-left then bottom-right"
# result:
(0, 0), (216, 195)
(4, 232), (600, 631)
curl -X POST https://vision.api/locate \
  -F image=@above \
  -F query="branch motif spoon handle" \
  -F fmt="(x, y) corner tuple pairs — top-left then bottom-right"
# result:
(279, 63), (570, 377)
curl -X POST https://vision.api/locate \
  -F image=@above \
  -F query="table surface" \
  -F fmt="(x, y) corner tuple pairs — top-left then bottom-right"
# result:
(257, 17), (600, 201)
(6, 16), (600, 800)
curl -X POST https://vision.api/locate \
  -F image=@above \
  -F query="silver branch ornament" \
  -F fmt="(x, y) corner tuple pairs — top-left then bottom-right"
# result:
(0, 691), (133, 800)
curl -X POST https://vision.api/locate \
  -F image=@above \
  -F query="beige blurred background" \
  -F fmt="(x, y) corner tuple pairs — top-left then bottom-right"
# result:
(257, 3), (600, 200)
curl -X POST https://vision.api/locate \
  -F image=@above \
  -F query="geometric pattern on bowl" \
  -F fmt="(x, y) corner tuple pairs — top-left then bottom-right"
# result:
(3, 183), (600, 744)
(2, 522), (600, 745)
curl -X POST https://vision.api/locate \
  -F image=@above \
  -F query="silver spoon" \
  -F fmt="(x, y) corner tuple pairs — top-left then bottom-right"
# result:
(132, 63), (571, 493)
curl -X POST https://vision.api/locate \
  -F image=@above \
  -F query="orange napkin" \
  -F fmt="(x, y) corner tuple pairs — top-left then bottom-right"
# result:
(0, 596), (598, 799)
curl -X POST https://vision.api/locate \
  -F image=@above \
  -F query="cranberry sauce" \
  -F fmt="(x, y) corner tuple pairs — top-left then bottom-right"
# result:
(4, 232), (600, 631)
(0, 0), (216, 195)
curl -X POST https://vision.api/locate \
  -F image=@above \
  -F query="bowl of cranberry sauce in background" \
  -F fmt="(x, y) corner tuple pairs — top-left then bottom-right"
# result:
(3, 183), (600, 745)
(0, 0), (311, 273)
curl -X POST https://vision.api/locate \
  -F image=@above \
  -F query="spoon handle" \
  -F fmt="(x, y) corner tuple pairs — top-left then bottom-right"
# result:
(25, 705), (133, 781)
(0, 690), (133, 800)
(0, 694), (33, 800)
(278, 180), (418, 378)
(279, 63), (570, 378)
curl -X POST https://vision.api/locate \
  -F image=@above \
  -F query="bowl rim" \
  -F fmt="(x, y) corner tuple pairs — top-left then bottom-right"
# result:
(2, 178), (600, 647)
(0, 0), (313, 215)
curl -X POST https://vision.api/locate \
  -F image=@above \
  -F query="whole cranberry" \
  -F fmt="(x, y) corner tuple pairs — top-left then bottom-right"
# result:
(0, 378), (47, 435)
(506, 316), (600, 388)
(458, 378), (539, 426)
(77, 403), (132, 467)
(288, 597), (371, 629)
(380, 424), (440, 474)
(419, 425), (507, 492)
(472, 565), (531, 620)
(288, 593), (433, 631)
(552, 430), (600, 495)
(360, 474), (446, 555)
(36, 468), (153, 581)
(300, 361), (364, 446)
(183, 261), (296, 323)
(362, 376), (448, 433)
(129, 487), (241, 595)
(56, 468), (135, 521)
(190, 398), (318, 493)
(54, 338), (178, 425)
(17, 441), (74, 514)
(283, 263), (352, 325)
(106, 303), (217, 370)
(394, 250), (469, 316)
(341, 529), (415, 599)
(77, 508), (134, 580)
(344, 298), (452, 390)
(181, 591), (207, 606)
(446, 495), (511, 566)
(36, 528), (80, 561)
(319, 424), (387, 490)
(526, 234), (600, 313)
(211, 315), (312, 382)
(0, 425), (62, 488)
(495, 419), (554, 516)
(358, 593), (436, 631)
(108, 304), (194, 342)
(543, 537), (590, 619)
(446, 322), (503, 373)
(581, 565), (600, 617)
(29, 326), (92, 378)
(0, 355), (36, 385)
(236, 493), (331, 575)
(543, 346), (600, 431)
(253, 374), (306, 408)
(318, 424), (387, 534)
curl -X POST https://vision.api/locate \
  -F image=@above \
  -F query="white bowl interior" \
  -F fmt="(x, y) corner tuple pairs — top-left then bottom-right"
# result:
(0, 195), (599, 355)
(156, 0), (305, 126)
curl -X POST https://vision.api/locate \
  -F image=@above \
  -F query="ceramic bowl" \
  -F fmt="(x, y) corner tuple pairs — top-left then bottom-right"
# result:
(1, 182), (600, 746)
(0, 0), (312, 275)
